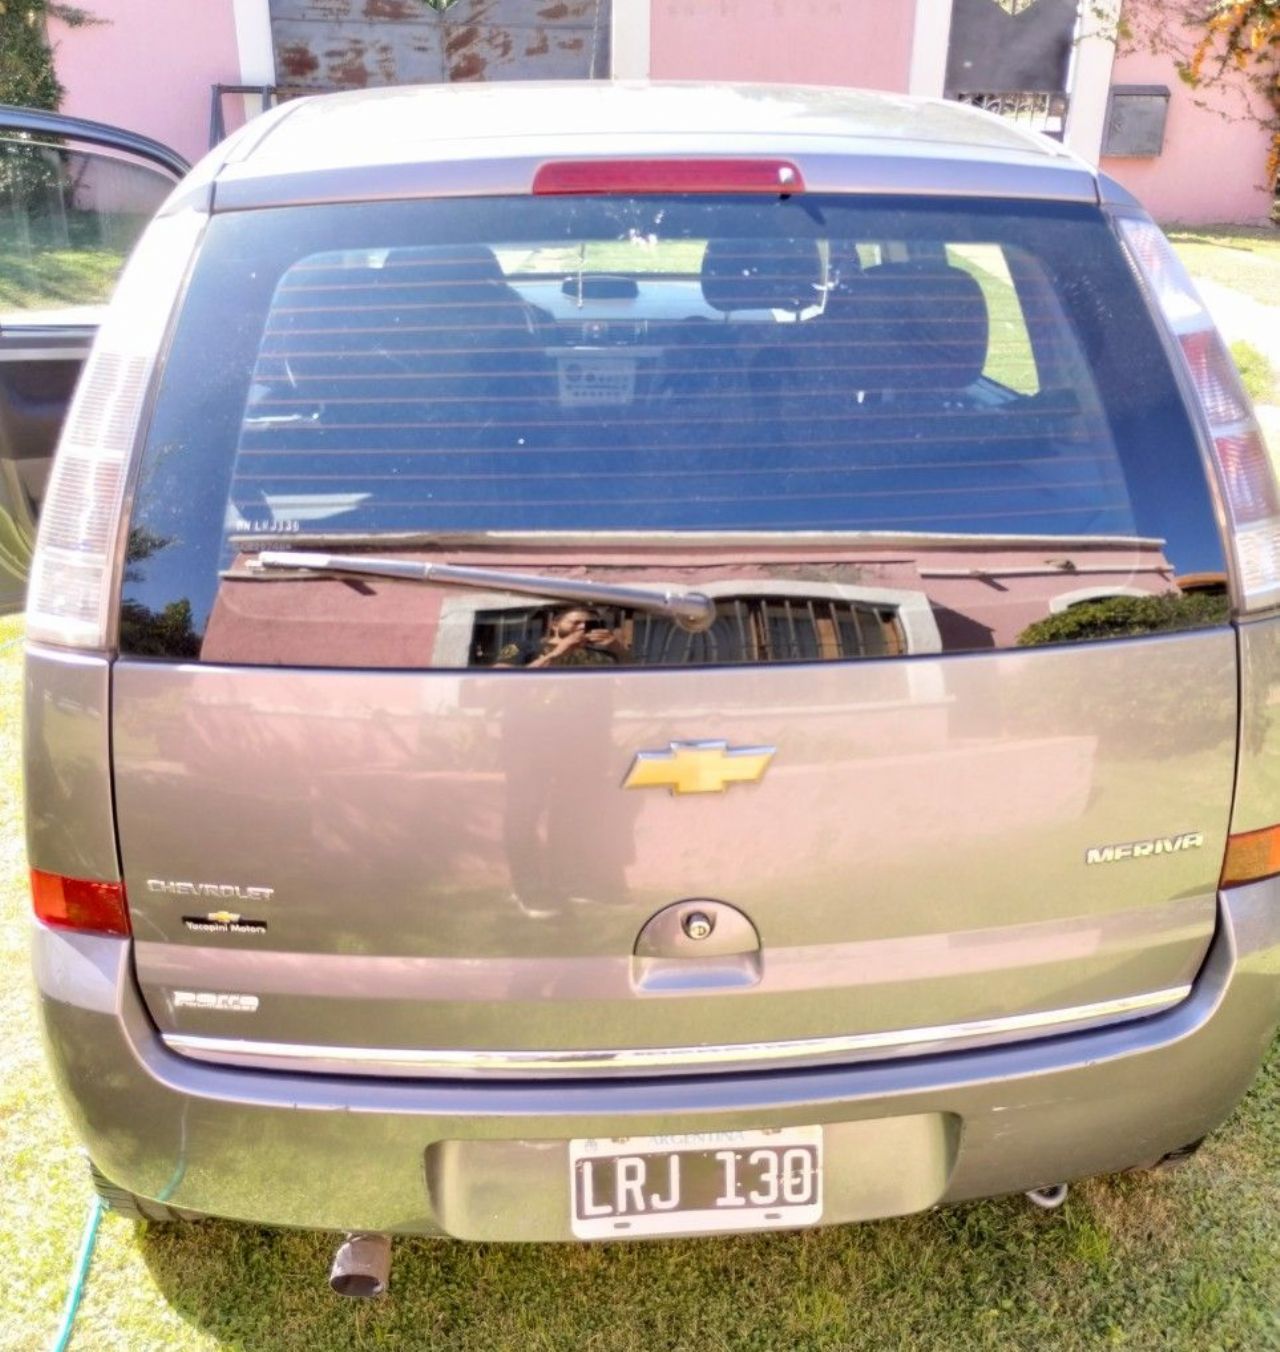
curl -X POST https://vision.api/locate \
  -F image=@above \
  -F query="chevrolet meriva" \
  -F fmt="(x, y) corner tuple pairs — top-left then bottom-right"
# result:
(25, 83), (1280, 1288)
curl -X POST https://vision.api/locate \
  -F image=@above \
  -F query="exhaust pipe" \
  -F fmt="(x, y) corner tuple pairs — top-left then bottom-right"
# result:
(329, 1232), (392, 1298)
(1024, 1184), (1069, 1211)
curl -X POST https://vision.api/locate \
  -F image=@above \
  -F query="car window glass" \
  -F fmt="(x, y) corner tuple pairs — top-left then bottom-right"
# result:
(225, 234), (1090, 537)
(120, 195), (1229, 669)
(0, 135), (172, 319)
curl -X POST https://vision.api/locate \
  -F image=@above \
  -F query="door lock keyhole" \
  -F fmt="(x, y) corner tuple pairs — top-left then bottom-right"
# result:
(682, 910), (715, 941)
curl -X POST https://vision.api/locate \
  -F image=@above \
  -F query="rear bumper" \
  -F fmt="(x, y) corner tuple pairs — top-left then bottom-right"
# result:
(35, 882), (1280, 1238)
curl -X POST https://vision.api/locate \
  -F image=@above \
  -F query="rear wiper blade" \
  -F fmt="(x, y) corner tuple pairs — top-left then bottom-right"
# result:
(251, 550), (716, 634)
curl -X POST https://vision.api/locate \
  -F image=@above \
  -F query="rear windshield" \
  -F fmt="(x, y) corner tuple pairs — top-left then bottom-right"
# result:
(120, 194), (1227, 668)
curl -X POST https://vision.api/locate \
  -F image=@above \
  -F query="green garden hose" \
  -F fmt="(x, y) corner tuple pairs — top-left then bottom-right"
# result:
(50, 1196), (103, 1352)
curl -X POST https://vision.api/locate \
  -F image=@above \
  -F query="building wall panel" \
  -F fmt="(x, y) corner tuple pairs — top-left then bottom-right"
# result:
(649, 0), (915, 91)
(269, 0), (610, 88)
(47, 0), (242, 164)
(1101, 35), (1274, 225)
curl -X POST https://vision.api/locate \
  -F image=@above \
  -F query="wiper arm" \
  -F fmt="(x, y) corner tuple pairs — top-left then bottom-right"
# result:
(252, 550), (716, 634)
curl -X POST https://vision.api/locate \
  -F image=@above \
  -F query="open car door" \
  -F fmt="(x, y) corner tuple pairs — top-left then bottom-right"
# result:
(0, 105), (187, 612)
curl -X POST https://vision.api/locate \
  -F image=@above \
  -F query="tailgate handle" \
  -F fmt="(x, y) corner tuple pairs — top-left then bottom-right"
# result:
(632, 899), (762, 992)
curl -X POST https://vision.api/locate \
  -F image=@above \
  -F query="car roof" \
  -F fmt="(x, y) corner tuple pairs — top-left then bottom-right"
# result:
(200, 81), (1100, 213)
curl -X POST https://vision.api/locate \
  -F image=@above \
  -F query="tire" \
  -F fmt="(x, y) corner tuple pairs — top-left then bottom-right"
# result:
(88, 1161), (204, 1223)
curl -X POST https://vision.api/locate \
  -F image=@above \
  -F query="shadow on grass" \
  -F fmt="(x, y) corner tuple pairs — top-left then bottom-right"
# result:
(1165, 226), (1280, 251)
(132, 1203), (1046, 1352)
(132, 1155), (1276, 1352)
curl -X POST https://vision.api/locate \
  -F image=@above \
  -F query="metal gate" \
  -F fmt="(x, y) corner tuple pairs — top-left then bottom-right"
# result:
(945, 0), (1078, 136)
(269, 0), (611, 91)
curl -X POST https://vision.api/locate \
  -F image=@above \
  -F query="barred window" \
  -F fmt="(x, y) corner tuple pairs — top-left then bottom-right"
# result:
(471, 597), (903, 667)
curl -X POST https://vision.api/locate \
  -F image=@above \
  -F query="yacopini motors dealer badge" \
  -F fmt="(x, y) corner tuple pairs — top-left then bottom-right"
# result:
(182, 912), (268, 935)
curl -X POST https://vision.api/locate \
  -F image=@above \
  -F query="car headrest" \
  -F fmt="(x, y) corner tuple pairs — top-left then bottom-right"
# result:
(402, 244), (509, 287)
(844, 261), (989, 391)
(269, 247), (541, 359)
(700, 238), (824, 313)
(368, 245), (539, 338)
(827, 243), (863, 295)
(280, 248), (515, 311)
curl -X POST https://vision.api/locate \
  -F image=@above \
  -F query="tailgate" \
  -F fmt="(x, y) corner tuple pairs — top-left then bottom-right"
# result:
(116, 624), (1234, 1072)
(108, 188), (1237, 1073)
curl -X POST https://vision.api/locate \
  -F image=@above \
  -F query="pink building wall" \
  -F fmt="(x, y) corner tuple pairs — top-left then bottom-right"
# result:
(649, 0), (915, 90)
(47, 0), (245, 167)
(204, 541), (1175, 668)
(1101, 38), (1275, 225)
(45, 2), (1273, 225)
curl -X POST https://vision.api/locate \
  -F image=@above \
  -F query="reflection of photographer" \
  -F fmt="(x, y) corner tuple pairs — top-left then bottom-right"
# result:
(499, 606), (630, 669)
(495, 603), (637, 917)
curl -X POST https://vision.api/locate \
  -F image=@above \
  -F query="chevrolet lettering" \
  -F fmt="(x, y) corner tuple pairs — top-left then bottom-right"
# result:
(147, 880), (275, 902)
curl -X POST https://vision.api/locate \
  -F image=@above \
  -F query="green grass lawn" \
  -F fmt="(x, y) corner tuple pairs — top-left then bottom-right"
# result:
(0, 246), (124, 313)
(0, 613), (1276, 1348)
(947, 245), (1039, 393)
(1231, 340), (1279, 406)
(1227, 338), (1275, 405)
(1166, 225), (1280, 309)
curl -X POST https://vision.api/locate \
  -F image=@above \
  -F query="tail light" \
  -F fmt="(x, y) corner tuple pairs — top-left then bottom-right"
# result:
(1122, 218), (1280, 890)
(1118, 217), (1279, 613)
(1221, 825), (1280, 890)
(31, 870), (131, 936)
(25, 208), (205, 650)
(532, 158), (804, 196)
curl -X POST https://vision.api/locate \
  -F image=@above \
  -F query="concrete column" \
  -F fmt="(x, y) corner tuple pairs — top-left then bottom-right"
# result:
(233, 0), (276, 126)
(612, 0), (652, 80)
(1065, 0), (1120, 164)
(909, 0), (954, 98)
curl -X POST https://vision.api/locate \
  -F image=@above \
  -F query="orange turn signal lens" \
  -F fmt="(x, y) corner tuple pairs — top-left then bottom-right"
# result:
(31, 870), (131, 936)
(1220, 825), (1280, 889)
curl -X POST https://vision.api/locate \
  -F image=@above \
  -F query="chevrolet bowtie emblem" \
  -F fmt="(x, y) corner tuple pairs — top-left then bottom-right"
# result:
(623, 741), (776, 796)
(206, 911), (241, 925)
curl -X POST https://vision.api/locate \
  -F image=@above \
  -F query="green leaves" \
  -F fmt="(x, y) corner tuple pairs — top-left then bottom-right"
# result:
(1017, 592), (1230, 647)
(0, 2), (62, 110)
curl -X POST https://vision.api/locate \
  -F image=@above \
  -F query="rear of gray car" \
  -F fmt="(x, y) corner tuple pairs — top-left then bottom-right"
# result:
(24, 85), (1280, 1247)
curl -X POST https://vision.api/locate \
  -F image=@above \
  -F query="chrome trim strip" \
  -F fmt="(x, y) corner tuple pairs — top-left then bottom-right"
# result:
(163, 985), (1190, 1079)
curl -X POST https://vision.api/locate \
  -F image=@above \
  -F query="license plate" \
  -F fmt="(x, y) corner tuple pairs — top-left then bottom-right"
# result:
(569, 1126), (823, 1239)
